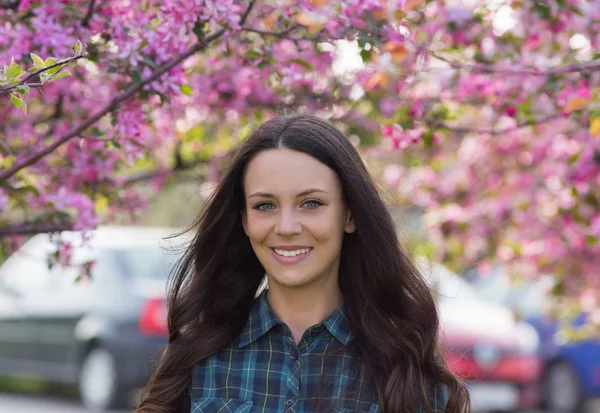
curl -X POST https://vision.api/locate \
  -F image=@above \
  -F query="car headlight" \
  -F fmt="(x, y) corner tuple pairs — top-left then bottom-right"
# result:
(515, 321), (540, 354)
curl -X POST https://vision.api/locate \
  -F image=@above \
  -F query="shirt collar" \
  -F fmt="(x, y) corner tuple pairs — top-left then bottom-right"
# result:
(237, 290), (354, 348)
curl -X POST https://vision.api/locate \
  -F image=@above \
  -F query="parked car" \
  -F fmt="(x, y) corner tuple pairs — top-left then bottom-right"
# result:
(0, 226), (181, 411)
(465, 266), (600, 412)
(418, 260), (542, 412)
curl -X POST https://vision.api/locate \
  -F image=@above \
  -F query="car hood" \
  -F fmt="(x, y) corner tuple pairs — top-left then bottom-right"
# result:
(438, 296), (519, 348)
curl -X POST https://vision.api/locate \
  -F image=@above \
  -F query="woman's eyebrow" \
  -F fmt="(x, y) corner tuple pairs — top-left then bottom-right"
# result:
(248, 188), (329, 199)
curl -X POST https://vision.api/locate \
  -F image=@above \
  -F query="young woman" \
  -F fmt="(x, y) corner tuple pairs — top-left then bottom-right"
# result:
(136, 115), (470, 413)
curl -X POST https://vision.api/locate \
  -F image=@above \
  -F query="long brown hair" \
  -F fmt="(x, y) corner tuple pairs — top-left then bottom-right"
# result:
(136, 115), (470, 413)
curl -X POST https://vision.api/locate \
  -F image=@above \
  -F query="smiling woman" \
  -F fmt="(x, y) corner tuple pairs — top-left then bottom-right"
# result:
(136, 115), (470, 413)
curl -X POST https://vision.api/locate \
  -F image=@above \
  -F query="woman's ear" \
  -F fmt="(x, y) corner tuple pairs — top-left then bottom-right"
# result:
(344, 209), (356, 234)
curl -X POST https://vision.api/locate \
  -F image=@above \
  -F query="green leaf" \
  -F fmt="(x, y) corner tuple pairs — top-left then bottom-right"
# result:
(142, 57), (158, 69)
(594, 150), (600, 166)
(14, 85), (30, 95)
(10, 95), (21, 108)
(131, 71), (142, 83)
(28, 67), (38, 72)
(148, 17), (161, 29)
(30, 53), (45, 69)
(46, 64), (66, 75)
(90, 127), (104, 137)
(423, 131), (434, 148)
(51, 71), (72, 80)
(74, 40), (83, 55)
(180, 84), (193, 96)
(360, 49), (371, 63)
(535, 4), (552, 19)
(44, 57), (57, 67)
(10, 95), (26, 114)
(247, 50), (262, 58)
(289, 58), (313, 70)
(193, 19), (206, 42)
(6, 62), (22, 79)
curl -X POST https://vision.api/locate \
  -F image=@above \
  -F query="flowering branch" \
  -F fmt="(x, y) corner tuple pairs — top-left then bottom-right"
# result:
(0, 222), (75, 237)
(0, 33), (222, 182)
(423, 112), (579, 135)
(0, 1), (257, 182)
(430, 51), (600, 76)
(0, 54), (85, 94)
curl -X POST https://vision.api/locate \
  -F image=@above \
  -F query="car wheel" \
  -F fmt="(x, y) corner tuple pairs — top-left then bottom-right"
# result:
(543, 360), (583, 412)
(78, 346), (127, 411)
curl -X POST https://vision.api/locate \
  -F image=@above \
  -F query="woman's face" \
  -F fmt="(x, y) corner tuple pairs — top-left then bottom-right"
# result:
(242, 148), (355, 291)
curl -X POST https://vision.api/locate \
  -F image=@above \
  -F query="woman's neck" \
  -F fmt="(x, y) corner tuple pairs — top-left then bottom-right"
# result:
(266, 282), (342, 344)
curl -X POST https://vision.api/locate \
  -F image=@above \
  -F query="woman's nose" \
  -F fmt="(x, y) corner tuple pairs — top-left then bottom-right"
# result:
(275, 210), (302, 236)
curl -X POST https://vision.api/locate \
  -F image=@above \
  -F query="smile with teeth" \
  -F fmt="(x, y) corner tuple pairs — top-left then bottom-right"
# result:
(273, 248), (312, 257)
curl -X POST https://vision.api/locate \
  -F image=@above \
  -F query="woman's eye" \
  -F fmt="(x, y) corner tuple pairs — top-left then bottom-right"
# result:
(254, 203), (275, 211)
(303, 200), (323, 209)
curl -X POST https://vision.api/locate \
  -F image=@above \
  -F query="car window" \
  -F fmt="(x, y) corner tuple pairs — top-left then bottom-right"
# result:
(105, 246), (179, 280)
(416, 257), (479, 301)
(434, 264), (479, 301)
(465, 266), (550, 317)
(0, 245), (53, 297)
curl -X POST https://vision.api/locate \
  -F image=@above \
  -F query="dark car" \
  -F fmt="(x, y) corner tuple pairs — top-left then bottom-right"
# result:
(465, 266), (600, 412)
(0, 226), (181, 411)
(419, 259), (542, 412)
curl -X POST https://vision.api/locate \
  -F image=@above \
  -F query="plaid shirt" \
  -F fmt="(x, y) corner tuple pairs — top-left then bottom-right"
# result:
(189, 291), (447, 413)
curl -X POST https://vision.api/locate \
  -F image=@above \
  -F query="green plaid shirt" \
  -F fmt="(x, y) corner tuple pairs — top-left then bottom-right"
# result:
(189, 291), (447, 412)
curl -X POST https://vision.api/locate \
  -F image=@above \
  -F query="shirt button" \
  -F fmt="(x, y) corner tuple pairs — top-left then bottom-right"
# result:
(285, 399), (293, 406)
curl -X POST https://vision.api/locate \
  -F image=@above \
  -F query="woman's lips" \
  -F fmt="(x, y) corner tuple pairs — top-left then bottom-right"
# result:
(269, 247), (312, 264)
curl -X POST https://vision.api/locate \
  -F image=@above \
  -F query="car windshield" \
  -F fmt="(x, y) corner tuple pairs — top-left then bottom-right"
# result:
(104, 246), (180, 281)
(465, 266), (550, 317)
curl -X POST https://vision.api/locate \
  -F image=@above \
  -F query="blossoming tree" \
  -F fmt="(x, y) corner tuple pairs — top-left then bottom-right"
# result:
(1, 0), (599, 302)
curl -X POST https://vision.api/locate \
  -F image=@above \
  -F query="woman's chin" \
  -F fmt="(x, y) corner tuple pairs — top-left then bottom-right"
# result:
(268, 273), (315, 289)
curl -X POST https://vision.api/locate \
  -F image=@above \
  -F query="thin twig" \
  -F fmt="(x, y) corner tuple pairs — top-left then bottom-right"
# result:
(424, 112), (573, 135)
(81, 0), (96, 27)
(430, 51), (600, 76)
(1, 82), (44, 92)
(0, 55), (85, 94)
(0, 222), (75, 236)
(242, 25), (300, 38)
(0, 139), (14, 156)
(21, 54), (85, 85)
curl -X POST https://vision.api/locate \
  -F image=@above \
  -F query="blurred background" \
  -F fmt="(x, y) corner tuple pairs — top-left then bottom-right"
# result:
(1, 0), (600, 412)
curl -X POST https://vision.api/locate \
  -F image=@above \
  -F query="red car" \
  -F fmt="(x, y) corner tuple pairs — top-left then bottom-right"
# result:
(420, 261), (542, 412)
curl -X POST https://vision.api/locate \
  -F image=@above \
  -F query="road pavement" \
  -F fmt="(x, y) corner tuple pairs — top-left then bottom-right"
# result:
(0, 392), (130, 413)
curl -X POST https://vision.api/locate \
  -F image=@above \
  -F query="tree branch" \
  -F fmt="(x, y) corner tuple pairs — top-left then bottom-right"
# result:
(0, 222), (74, 237)
(430, 51), (600, 76)
(0, 0), (21, 10)
(423, 112), (573, 135)
(0, 35), (220, 181)
(242, 25), (301, 39)
(0, 1), (257, 183)
(0, 139), (14, 156)
(0, 54), (85, 94)
(81, 0), (96, 27)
